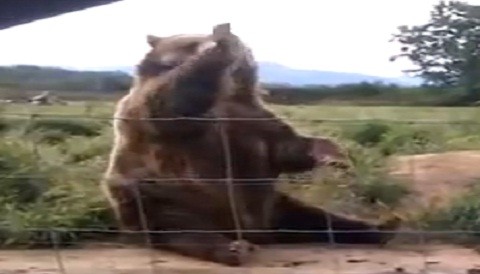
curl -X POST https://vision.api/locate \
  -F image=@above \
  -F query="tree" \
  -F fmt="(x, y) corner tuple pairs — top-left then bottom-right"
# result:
(390, 1), (480, 100)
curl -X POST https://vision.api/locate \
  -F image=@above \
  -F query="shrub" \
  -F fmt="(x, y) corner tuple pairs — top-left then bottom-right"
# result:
(352, 176), (410, 207)
(379, 126), (439, 155)
(344, 122), (391, 146)
(345, 143), (410, 207)
(0, 119), (8, 132)
(28, 129), (71, 144)
(23, 118), (103, 137)
(0, 138), (46, 205)
(61, 131), (112, 163)
(421, 186), (480, 236)
(0, 136), (112, 247)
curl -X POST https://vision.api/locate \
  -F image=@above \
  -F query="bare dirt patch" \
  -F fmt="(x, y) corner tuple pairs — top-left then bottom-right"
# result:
(388, 150), (480, 209)
(1, 244), (480, 274)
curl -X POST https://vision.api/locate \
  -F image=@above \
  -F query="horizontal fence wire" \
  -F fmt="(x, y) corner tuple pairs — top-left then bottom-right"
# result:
(2, 111), (480, 124)
(0, 175), (475, 186)
(4, 228), (480, 235)
(0, 176), (345, 183)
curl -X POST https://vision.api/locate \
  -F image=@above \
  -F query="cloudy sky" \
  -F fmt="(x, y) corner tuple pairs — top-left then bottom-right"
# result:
(0, 0), (478, 77)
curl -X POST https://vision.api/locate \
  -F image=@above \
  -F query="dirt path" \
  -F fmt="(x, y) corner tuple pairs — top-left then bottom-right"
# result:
(2, 244), (480, 274)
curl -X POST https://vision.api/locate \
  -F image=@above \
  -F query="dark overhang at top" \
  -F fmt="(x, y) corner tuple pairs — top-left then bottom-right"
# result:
(0, 0), (123, 30)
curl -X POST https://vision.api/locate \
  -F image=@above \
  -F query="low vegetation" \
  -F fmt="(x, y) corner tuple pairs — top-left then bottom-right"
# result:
(0, 103), (480, 246)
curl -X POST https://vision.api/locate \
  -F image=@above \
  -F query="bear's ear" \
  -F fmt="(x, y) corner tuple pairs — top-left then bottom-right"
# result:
(146, 35), (162, 47)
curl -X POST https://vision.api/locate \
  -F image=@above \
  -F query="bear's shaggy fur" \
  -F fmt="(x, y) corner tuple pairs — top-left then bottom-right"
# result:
(101, 23), (399, 266)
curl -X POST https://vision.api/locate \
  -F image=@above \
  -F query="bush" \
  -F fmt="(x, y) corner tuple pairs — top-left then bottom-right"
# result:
(0, 172), (113, 247)
(379, 126), (439, 155)
(345, 143), (410, 207)
(61, 131), (112, 163)
(23, 118), (103, 138)
(28, 129), (71, 144)
(0, 119), (8, 133)
(0, 138), (46, 205)
(421, 186), (480, 236)
(0, 136), (113, 247)
(352, 176), (410, 207)
(345, 122), (392, 146)
(344, 122), (443, 156)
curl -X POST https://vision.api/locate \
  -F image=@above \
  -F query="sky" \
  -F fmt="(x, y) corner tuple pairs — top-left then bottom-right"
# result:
(0, 0), (479, 77)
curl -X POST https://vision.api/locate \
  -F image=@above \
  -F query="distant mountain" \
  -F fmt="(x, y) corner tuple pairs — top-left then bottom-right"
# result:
(257, 62), (420, 86)
(67, 62), (421, 87)
(0, 65), (131, 92)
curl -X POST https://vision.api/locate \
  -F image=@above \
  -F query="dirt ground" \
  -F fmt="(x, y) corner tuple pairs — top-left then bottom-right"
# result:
(2, 150), (480, 274)
(1, 244), (480, 274)
(387, 150), (480, 209)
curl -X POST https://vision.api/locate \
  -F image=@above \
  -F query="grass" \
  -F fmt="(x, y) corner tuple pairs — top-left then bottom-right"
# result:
(1, 101), (480, 246)
(4, 103), (480, 120)
(270, 105), (480, 121)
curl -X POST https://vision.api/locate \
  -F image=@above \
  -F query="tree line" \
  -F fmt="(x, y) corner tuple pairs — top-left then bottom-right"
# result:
(0, 65), (132, 92)
(0, 65), (470, 106)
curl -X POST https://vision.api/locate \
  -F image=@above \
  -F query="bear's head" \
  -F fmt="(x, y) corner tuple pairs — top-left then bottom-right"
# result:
(136, 24), (260, 102)
(137, 34), (217, 77)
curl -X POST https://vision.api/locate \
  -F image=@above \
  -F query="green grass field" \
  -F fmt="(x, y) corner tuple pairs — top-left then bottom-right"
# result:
(1, 101), (480, 247)
(4, 102), (480, 120)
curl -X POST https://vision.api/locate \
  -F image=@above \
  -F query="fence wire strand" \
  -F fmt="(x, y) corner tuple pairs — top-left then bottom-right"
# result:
(3, 111), (480, 124)
(50, 231), (67, 274)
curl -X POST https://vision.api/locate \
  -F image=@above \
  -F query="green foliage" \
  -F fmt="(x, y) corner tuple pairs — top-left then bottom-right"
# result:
(421, 185), (480, 240)
(343, 121), (444, 156)
(345, 122), (392, 146)
(23, 119), (104, 138)
(353, 176), (410, 207)
(61, 130), (113, 163)
(0, 103), (478, 246)
(0, 138), (46, 205)
(0, 129), (113, 247)
(0, 119), (9, 133)
(346, 143), (410, 208)
(391, 1), (480, 99)
(28, 129), (72, 144)
(378, 126), (439, 155)
(0, 195), (112, 247)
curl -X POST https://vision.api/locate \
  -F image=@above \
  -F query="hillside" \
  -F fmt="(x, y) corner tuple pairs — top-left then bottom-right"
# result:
(0, 65), (132, 92)
(257, 62), (420, 86)
(74, 62), (421, 86)
(0, 63), (422, 95)
(0, 65), (432, 106)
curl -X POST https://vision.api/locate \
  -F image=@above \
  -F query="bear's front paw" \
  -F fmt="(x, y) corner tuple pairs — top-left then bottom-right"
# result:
(212, 23), (232, 40)
(211, 23), (245, 59)
(213, 239), (257, 266)
(310, 137), (351, 171)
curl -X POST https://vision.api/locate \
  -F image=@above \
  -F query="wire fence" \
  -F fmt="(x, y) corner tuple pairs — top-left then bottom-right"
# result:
(4, 111), (480, 124)
(1, 109), (480, 273)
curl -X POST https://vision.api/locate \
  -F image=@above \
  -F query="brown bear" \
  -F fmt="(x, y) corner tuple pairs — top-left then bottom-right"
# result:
(101, 23), (400, 266)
